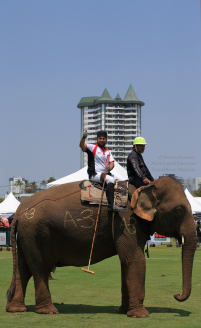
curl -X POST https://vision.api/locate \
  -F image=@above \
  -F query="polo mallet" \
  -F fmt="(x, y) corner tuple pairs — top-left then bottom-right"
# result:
(82, 155), (109, 274)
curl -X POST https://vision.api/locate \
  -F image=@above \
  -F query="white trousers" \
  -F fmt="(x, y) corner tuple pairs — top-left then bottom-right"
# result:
(89, 173), (116, 184)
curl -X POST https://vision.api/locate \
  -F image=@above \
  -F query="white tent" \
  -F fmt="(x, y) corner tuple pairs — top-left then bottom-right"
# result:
(0, 192), (20, 214)
(47, 161), (128, 188)
(195, 197), (201, 205)
(184, 188), (201, 213)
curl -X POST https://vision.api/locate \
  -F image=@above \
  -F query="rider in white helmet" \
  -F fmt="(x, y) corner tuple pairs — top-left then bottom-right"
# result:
(127, 137), (154, 188)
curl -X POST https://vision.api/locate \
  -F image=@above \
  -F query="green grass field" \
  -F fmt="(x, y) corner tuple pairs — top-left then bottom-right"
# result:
(0, 243), (201, 328)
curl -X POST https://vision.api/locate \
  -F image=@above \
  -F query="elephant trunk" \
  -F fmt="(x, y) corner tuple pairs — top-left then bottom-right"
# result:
(174, 225), (196, 302)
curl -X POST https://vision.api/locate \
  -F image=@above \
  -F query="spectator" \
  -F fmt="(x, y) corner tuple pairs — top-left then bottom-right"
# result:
(0, 216), (10, 230)
(196, 220), (201, 244)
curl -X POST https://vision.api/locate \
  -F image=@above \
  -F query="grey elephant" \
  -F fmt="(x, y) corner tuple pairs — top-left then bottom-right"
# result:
(6, 177), (196, 318)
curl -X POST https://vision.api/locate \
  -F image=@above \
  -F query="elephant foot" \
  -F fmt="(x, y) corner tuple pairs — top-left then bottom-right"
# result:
(35, 304), (58, 314)
(127, 307), (150, 318)
(118, 305), (128, 314)
(6, 302), (28, 313)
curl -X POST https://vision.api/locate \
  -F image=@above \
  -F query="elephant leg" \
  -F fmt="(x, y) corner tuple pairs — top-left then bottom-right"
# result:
(33, 271), (58, 314)
(6, 247), (31, 312)
(126, 256), (150, 318)
(118, 263), (129, 314)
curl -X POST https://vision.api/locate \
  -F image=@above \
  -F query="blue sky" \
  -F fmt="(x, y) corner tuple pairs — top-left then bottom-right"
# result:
(0, 1), (201, 195)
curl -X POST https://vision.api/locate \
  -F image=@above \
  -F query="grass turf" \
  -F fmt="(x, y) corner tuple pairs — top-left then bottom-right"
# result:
(0, 243), (201, 328)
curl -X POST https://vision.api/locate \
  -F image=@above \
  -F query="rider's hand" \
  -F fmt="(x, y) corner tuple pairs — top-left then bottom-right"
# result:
(83, 130), (88, 139)
(143, 178), (150, 184)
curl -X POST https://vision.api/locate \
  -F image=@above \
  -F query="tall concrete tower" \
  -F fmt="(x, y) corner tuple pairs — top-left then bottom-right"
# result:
(77, 85), (144, 168)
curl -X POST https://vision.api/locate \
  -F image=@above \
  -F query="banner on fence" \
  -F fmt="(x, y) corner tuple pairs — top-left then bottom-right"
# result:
(150, 233), (170, 245)
(0, 232), (6, 246)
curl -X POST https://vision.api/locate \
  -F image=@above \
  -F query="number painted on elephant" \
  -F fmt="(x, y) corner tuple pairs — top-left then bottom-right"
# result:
(77, 210), (94, 229)
(64, 210), (95, 229)
(120, 215), (136, 234)
(64, 211), (77, 227)
(22, 208), (36, 220)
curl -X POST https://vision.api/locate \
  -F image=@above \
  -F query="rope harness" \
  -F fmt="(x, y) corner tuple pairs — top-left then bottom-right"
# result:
(17, 189), (81, 219)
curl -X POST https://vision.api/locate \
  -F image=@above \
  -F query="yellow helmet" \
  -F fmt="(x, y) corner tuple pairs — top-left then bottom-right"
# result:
(133, 137), (147, 145)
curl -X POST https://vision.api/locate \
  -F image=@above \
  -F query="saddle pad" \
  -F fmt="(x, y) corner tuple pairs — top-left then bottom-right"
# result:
(81, 180), (128, 207)
(114, 180), (128, 207)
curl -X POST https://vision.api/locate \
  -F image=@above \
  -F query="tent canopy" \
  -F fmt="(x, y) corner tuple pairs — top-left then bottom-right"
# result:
(0, 192), (20, 214)
(184, 188), (201, 213)
(195, 197), (201, 205)
(47, 161), (128, 187)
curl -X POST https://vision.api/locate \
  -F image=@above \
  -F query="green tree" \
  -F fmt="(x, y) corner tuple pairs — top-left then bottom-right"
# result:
(30, 181), (38, 193)
(40, 180), (47, 189)
(15, 179), (24, 193)
(47, 177), (56, 183)
(24, 179), (32, 193)
(24, 179), (29, 188)
(193, 189), (201, 197)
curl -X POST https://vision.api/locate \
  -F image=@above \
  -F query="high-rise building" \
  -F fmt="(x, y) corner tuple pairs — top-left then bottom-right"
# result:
(183, 177), (201, 193)
(77, 85), (144, 168)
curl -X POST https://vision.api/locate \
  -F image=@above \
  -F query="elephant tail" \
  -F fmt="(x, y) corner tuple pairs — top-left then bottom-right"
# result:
(6, 215), (18, 301)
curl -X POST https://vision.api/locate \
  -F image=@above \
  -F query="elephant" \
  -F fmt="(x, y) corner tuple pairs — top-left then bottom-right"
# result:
(6, 176), (196, 318)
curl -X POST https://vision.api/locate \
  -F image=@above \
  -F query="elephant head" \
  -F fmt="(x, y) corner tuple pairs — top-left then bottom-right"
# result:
(131, 177), (196, 302)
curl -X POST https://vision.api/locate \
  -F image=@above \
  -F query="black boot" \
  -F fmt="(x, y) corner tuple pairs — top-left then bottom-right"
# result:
(106, 183), (114, 212)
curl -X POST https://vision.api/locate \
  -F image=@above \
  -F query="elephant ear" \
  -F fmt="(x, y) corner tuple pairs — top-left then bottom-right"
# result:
(131, 184), (157, 221)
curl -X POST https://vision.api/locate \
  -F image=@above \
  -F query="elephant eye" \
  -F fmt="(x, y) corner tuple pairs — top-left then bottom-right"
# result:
(175, 207), (184, 217)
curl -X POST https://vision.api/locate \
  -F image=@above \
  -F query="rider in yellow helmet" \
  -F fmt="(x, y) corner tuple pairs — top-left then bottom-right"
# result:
(127, 137), (154, 188)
